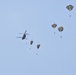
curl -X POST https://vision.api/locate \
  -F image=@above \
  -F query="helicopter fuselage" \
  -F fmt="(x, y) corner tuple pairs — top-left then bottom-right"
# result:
(22, 34), (26, 40)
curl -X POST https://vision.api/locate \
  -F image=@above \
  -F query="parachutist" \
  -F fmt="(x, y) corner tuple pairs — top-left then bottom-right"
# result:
(36, 53), (38, 55)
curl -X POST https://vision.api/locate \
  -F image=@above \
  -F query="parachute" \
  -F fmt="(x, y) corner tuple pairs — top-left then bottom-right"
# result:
(58, 26), (64, 32)
(51, 23), (57, 34)
(52, 23), (57, 28)
(58, 26), (64, 38)
(66, 4), (74, 17)
(66, 4), (74, 11)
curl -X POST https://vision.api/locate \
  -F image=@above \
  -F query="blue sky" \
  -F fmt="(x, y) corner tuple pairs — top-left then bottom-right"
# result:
(0, 0), (76, 75)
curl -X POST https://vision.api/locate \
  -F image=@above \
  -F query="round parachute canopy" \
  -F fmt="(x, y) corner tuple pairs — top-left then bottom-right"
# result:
(37, 44), (40, 49)
(58, 26), (64, 32)
(30, 40), (33, 45)
(66, 4), (74, 11)
(52, 23), (57, 28)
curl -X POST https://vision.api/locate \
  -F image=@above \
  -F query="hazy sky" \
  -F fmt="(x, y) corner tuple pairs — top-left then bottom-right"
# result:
(0, 0), (76, 75)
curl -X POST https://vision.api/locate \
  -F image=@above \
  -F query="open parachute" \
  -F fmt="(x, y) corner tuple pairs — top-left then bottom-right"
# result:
(58, 26), (64, 38)
(51, 23), (57, 34)
(66, 4), (74, 17)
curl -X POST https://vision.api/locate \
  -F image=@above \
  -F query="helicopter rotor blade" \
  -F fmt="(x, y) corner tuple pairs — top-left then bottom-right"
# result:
(19, 33), (23, 34)
(17, 37), (22, 38)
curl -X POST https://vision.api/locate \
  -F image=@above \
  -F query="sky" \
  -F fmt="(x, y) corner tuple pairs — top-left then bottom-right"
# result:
(0, 0), (76, 75)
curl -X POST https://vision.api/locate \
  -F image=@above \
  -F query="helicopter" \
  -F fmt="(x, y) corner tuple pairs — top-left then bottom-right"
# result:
(17, 30), (29, 40)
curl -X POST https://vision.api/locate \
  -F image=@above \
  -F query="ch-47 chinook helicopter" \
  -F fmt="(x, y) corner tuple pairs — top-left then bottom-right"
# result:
(17, 30), (29, 40)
